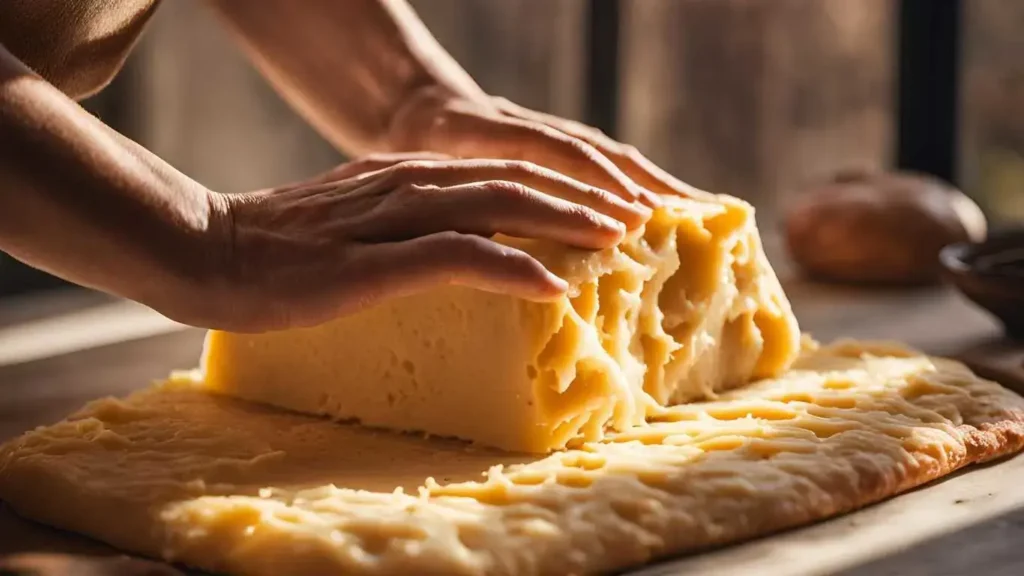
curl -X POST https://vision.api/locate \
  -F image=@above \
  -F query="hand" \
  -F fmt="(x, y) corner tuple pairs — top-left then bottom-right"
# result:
(208, 153), (652, 333)
(388, 86), (711, 208)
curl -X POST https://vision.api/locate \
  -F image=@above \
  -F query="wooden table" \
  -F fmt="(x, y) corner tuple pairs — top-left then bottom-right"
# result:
(1, 282), (1023, 575)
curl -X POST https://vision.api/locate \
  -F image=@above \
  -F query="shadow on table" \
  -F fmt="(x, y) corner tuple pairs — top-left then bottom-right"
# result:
(0, 329), (206, 442)
(0, 504), (205, 575)
(837, 501), (1024, 576)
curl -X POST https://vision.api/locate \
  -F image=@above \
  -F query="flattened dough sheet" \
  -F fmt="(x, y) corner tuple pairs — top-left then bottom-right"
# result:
(2, 341), (1023, 576)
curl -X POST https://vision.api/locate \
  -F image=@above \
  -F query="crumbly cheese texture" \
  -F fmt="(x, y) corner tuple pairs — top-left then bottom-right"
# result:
(201, 193), (802, 452)
(2, 341), (1022, 576)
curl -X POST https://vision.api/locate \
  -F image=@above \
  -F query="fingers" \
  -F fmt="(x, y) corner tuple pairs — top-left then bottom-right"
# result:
(421, 104), (654, 208)
(492, 97), (610, 148)
(274, 152), (456, 193)
(492, 97), (694, 204)
(352, 232), (569, 304)
(251, 232), (567, 331)
(348, 179), (626, 250)
(323, 152), (454, 182)
(423, 180), (627, 249)
(606, 147), (716, 203)
(379, 159), (651, 229)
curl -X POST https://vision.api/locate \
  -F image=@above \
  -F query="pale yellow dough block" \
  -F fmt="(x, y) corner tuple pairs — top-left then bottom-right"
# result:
(2, 341), (1022, 576)
(201, 193), (802, 452)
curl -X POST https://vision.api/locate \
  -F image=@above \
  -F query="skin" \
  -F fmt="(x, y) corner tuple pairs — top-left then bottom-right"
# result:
(0, 0), (702, 334)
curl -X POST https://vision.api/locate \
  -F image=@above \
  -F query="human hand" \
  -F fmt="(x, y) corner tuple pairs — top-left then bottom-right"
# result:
(207, 153), (651, 332)
(388, 86), (708, 208)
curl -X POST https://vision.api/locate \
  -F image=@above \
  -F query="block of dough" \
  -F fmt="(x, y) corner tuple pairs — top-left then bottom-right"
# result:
(2, 341), (1022, 576)
(201, 193), (802, 452)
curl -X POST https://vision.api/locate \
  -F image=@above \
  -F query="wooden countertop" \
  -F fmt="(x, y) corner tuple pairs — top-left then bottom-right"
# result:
(1, 281), (1023, 575)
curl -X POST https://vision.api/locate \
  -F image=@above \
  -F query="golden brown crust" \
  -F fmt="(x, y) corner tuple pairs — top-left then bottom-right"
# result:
(960, 414), (1024, 463)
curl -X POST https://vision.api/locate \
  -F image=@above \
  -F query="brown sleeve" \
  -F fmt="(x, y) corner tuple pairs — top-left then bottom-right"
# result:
(0, 0), (161, 100)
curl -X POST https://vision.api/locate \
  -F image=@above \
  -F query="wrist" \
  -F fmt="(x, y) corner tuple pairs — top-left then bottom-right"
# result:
(174, 189), (238, 327)
(135, 187), (237, 329)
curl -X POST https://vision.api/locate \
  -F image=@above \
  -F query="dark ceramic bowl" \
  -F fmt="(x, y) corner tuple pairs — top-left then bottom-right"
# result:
(940, 226), (1024, 340)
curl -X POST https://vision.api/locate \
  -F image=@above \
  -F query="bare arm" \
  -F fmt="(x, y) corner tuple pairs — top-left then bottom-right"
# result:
(0, 0), (161, 100)
(0, 43), (227, 324)
(204, 0), (485, 156)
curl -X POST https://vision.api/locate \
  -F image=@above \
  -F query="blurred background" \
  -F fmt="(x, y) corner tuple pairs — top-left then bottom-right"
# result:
(1, 0), (1021, 297)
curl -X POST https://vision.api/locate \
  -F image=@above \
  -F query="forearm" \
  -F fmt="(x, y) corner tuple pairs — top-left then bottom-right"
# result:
(0, 44), (226, 321)
(205, 0), (488, 156)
